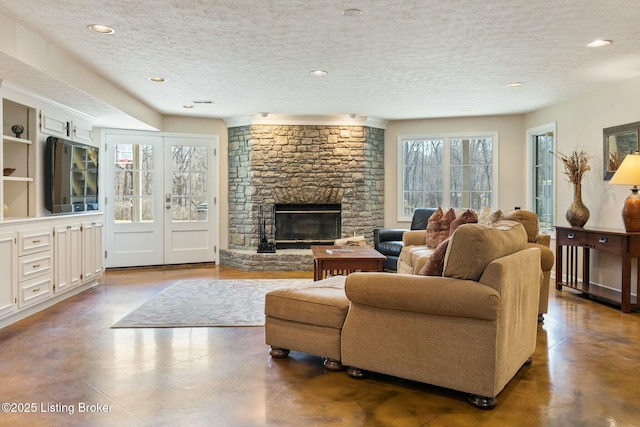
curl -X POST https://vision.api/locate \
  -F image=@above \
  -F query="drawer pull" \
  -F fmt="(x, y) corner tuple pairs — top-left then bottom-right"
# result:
(32, 239), (41, 243)
(32, 288), (40, 293)
(599, 237), (608, 243)
(32, 264), (41, 268)
(568, 233), (575, 239)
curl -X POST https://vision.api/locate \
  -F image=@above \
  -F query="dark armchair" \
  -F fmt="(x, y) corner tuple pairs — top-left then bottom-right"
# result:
(373, 208), (436, 271)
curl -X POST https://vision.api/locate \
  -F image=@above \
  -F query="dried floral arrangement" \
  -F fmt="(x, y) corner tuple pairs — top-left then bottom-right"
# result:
(556, 149), (590, 184)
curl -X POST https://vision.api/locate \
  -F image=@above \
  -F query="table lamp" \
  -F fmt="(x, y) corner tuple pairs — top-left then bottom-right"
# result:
(610, 151), (640, 231)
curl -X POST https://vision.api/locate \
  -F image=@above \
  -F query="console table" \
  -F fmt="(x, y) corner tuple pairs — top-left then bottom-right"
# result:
(555, 226), (640, 312)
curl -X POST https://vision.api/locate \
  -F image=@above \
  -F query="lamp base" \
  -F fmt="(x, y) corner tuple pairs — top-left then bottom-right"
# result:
(622, 189), (640, 232)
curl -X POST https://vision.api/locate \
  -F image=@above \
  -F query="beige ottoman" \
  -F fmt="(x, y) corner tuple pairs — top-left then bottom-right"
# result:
(264, 275), (349, 370)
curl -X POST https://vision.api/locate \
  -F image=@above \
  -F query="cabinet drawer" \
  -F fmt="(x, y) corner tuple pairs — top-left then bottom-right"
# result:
(588, 233), (623, 253)
(18, 252), (52, 282)
(18, 229), (53, 255)
(557, 229), (587, 245)
(19, 274), (53, 309)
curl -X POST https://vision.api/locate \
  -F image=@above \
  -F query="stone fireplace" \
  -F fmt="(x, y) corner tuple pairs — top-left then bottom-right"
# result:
(220, 122), (384, 271)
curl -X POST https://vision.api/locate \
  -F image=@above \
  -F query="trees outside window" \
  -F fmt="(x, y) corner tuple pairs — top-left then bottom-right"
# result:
(399, 133), (497, 220)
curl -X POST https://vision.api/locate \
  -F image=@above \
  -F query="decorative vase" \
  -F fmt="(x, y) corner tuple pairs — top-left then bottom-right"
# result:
(565, 181), (590, 227)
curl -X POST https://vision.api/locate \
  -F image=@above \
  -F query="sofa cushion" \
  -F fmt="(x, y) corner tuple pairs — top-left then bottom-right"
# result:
(443, 221), (527, 281)
(478, 207), (504, 225)
(264, 276), (349, 329)
(377, 240), (403, 257)
(418, 238), (450, 276)
(504, 209), (540, 243)
(426, 207), (456, 247)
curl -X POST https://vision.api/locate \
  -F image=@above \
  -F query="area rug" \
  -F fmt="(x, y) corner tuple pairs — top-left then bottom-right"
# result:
(111, 278), (312, 328)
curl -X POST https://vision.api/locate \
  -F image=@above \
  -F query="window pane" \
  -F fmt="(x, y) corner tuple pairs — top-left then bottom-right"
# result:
(113, 143), (155, 223)
(402, 139), (443, 215)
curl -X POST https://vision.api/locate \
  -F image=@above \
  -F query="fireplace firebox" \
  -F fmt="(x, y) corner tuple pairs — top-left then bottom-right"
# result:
(275, 203), (341, 249)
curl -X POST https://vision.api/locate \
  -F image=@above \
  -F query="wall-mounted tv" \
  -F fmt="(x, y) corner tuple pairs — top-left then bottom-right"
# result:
(45, 136), (99, 214)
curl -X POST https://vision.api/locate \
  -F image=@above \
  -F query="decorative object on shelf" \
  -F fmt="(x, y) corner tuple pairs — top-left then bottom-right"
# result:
(3, 203), (7, 215)
(557, 149), (591, 227)
(11, 124), (24, 138)
(609, 151), (640, 231)
(3, 168), (16, 177)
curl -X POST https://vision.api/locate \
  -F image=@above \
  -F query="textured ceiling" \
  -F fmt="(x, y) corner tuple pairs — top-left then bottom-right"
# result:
(1, 0), (640, 128)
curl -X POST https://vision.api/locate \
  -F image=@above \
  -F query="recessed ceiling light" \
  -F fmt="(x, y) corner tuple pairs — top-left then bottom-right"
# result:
(87, 24), (115, 34)
(587, 39), (613, 47)
(310, 70), (328, 76)
(506, 82), (524, 87)
(149, 77), (166, 83)
(183, 105), (194, 109)
(342, 8), (363, 16)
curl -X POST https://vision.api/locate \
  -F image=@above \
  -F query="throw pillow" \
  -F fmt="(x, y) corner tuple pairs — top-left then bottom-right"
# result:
(426, 207), (456, 248)
(450, 209), (478, 234)
(478, 206), (504, 225)
(418, 238), (450, 276)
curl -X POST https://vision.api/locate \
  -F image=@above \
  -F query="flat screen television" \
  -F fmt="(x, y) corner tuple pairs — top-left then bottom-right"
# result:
(45, 136), (99, 214)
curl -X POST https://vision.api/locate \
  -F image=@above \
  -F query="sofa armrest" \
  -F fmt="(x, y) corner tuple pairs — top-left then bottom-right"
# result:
(535, 233), (551, 248)
(344, 272), (499, 320)
(402, 230), (427, 246)
(374, 228), (407, 245)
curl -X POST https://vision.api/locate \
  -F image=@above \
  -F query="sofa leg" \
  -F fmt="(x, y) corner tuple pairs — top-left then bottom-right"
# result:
(324, 358), (344, 371)
(346, 367), (367, 379)
(269, 346), (290, 358)
(524, 357), (533, 366)
(468, 395), (497, 410)
(538, 313), (544, 323)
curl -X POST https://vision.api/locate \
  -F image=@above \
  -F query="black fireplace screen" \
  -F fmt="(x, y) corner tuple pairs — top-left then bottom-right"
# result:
(274, 203), (341, 249)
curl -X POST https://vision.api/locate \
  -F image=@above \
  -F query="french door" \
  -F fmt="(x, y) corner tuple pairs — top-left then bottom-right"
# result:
(104, 131), (218, 268)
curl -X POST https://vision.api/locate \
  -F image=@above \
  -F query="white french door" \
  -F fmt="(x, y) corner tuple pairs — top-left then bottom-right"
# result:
(104, 130), (218, 268)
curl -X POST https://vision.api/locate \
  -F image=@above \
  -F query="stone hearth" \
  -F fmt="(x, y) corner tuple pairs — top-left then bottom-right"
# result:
(221, 123), (385, 271)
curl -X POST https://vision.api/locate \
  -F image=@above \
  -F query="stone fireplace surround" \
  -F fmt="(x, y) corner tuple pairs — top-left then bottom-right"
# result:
(220, 122), (385, 271)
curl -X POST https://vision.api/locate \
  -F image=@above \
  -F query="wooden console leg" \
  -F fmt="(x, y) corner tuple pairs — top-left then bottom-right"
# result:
(468, 395), (497, 410)
(324, 358), (344, 371)
(346, 367), (367, 379)
(269, 347), (290, 358)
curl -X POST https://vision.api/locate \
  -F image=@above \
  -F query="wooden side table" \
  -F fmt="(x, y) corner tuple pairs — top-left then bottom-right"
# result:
(311, 246), (386, 281)
(555, 225), (640, 312)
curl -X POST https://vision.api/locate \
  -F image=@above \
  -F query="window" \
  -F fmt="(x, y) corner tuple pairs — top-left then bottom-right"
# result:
(113, 143), (154, 223)
(398, 133), (497, 220)
(528, 124), (555, 233)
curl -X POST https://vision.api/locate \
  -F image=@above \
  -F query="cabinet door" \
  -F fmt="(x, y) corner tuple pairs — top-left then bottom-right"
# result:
(72, 119), (93, 144)
(54, 224), (82, 294)
(82, 221), (103, 282)
(40, 110), (69, 138)
(0, 232), (17, 318)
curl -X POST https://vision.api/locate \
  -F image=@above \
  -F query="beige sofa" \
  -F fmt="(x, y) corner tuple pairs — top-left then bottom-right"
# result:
(266, 221), (542, 409)
(397, 209), (553, 320)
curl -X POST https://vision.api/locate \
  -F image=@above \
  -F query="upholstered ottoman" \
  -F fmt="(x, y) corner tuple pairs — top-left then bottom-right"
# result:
(264, 275), (349, 370)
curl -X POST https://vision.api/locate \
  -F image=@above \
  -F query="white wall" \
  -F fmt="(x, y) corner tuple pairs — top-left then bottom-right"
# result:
(383, 114), (526, 229)
(525, 74), (640, 231)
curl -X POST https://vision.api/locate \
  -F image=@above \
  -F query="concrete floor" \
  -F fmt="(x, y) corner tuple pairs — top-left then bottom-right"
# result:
(0, 265), (639, 426)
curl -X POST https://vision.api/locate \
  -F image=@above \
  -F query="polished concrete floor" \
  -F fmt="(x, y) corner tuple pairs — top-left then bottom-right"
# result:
(1, 265), (639, 427)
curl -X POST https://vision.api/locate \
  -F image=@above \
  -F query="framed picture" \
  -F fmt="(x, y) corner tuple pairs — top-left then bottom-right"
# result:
(603, 121), (640, 180)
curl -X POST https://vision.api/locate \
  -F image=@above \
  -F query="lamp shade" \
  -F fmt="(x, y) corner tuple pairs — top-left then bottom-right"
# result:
(610, 152), (640, 231)
(610, 152), (640, 185)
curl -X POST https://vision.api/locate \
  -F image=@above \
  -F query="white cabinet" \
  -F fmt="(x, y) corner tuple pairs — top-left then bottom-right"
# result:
(0, 231), (17, 318)
(54, 223), (82, 294)
(40, 109), (93, 144)
(82, 220), (103, 282)
(17, 228), (53, 309)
